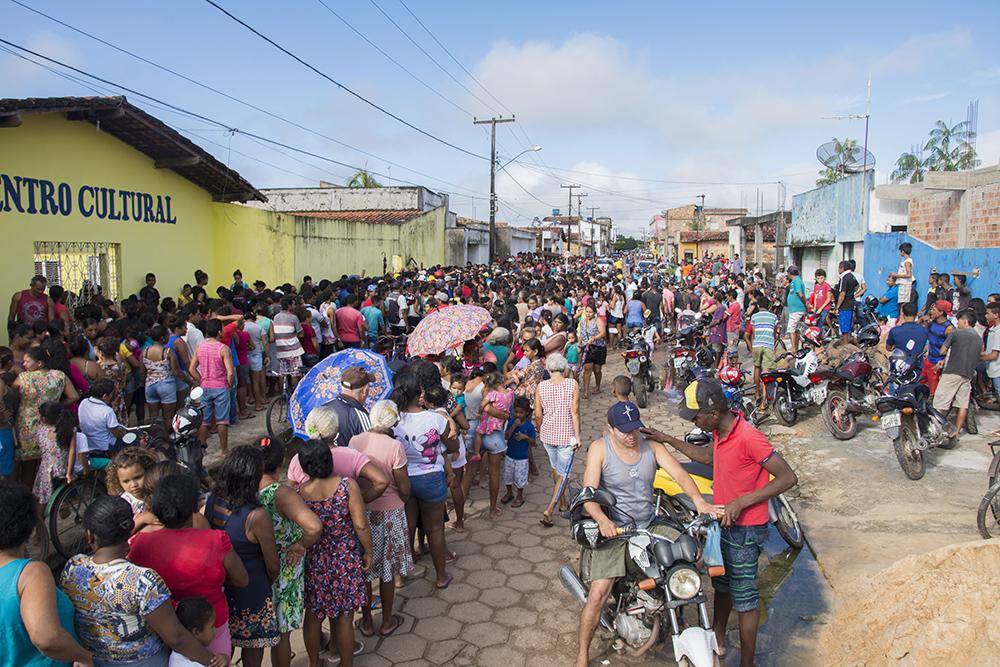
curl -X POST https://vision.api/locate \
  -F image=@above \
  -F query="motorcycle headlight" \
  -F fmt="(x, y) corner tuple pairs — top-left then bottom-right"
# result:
(666, 566), (701, 600)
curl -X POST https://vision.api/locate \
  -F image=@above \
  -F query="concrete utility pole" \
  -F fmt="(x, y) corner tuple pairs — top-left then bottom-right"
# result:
(576, 192), (589, 255)
(561, 184), (582, 255)
(587, 205), (601, 254)
(474, 116), (516, 263)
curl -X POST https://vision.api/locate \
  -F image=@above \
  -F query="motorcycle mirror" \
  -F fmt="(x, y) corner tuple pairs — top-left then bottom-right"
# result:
(122, 432), (138, 445)
(675, 307), (681, 314)
(189, 386), (205, 402)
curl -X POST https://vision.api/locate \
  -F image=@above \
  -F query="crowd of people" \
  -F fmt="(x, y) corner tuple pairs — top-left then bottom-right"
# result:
(0, 245), (991, 667)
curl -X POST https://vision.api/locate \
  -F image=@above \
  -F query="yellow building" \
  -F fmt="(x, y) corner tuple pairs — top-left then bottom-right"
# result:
(0, 96), (297, 324)
(0, 96), (459, 342)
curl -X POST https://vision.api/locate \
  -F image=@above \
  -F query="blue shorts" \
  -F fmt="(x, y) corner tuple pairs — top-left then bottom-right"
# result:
(145, 377), (177, 405)
(712, 523), (769, 612)
(0, 427), (13, 476)
(544, 443), (574, 476)
(481, 430), (507, 455)
(409, 470), (448, 503)
(466, 419), (479, 452)
(201, 387), (231, 426)
(838, 309), (854, 334)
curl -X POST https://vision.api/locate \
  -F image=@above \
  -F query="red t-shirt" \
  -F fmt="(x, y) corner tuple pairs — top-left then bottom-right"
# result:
(301, 323), (318, 355)
(221, 321), (238, 346)
(335, 307), (365, 343)
(128, 527), (232, 625)
(725, 302), (742, 333)
(809, 282), (832, 312)
(234, 330), (251, 365)
(712, 414), (774, 526)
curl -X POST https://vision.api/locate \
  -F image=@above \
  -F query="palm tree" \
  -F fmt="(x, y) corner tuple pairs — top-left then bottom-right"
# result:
(346, 165), (382, 188)
(892, 119), (979, 183)
(815, 137), (862, 186)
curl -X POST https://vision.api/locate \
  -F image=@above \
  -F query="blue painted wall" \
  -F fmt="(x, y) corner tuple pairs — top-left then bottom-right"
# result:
(790, 171), (873, 245)
(863, 231), (1000, 302)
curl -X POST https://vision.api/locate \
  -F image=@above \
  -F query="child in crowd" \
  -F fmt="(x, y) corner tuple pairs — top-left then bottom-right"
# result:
(501, 396), (535, 508)
(612, 375), (633, 403)
(169, 597), (217, 667)
(425, 384), (468, 532)
(473, 372), (510, 463)
(33, 401), (79, 507)
(105, 447), (158, 520)
(95, 336), (129, 423)
(564, 331), (581, 379)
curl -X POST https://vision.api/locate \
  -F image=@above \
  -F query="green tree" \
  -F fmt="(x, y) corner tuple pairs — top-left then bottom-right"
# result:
(346, 166), (382, 188)
(613, 236), (640, 251)
(815, 137), (861, 186)
(892, 119), (978, 183)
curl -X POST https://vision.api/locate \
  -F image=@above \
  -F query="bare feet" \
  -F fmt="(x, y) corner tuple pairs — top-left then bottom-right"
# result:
(448, 521), (466, 532)
(490, 507), (503, 520)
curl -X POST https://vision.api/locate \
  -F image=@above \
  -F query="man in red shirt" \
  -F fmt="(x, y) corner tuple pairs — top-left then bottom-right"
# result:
(334, 294), (367, 349)
(644, 378), (797, 667)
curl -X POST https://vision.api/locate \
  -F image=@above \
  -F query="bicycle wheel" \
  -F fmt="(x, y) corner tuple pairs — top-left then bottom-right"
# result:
(977, 479), (1000, 539)
(49, 476), (106, 559)
(266, 395), (294, 445)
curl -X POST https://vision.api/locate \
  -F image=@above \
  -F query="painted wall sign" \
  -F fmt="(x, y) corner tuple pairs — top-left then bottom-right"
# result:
(0, 173), (177, 224)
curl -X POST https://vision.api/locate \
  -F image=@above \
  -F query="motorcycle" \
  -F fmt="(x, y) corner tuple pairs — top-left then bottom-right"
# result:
(623, 329), (657, 408)
(759, 328), (827, 426)
(653, 429), (804, 549)
(562, 487), (721, 666)
(131, 387), (208, 483)
(718, 365), (767, 427)
(669, 311), (716, 393)
(875, 349), (957, 480)
(819, 322), (887, 440)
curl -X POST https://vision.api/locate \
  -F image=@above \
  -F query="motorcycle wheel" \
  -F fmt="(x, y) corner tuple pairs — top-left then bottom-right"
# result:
(774, 390), (797, 426)
(976, 479), (1000, 539)
(821, 389), (858, 440)
(634, 377), (648, 408)
(893, 422), (925, 480)
(773, 495), (804, 549)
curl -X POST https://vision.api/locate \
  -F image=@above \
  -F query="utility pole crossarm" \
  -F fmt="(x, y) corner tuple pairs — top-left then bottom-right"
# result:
(474, 116), (516, 264)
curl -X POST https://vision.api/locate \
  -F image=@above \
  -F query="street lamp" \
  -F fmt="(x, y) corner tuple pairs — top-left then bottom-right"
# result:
(489, 145), (541, 263)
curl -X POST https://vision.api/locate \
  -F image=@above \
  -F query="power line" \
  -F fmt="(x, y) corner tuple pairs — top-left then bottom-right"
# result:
(0, 38), (492, 203)
(7, 0), (485, 191)
(367, 0), (499, 116)
(312, 0), (475, 118)
(200, 0), (486, 160)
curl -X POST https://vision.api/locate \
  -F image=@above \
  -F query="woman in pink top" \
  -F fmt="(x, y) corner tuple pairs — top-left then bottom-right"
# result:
(534, 353), (581, 527)
(350, 400), (412, 638)
(189, 320), (234, 454)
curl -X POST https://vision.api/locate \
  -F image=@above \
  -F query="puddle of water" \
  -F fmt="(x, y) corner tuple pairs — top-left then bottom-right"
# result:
(722, 530), (832, 667)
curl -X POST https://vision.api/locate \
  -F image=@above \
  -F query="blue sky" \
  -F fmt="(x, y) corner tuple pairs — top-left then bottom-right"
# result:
(3, 0), (999, 235)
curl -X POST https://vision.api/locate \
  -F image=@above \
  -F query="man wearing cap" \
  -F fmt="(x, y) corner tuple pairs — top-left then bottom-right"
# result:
(924, 299), (955, 395)
(576, 401), (717, 667)
(643, 379), (798, 667)
(328, 367), (374, 448)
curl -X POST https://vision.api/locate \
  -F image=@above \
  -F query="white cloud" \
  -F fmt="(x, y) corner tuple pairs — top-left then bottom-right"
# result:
(0, 32), (82, 85)
(900, 92), (951, 105)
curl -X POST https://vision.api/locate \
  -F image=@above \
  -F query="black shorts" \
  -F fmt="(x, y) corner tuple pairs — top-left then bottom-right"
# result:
(584, 345), (607, 366)
(236, 365), (251, 387)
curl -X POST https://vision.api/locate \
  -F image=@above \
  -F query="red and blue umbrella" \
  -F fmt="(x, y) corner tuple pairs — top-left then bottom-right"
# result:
(289, 348), (393, 440)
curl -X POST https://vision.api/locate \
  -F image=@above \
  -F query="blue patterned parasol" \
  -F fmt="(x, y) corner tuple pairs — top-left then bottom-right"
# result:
(289, 348), (393, 440)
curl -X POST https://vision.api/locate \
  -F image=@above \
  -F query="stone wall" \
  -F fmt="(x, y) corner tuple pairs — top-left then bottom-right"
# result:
(908, 190), (961, 247)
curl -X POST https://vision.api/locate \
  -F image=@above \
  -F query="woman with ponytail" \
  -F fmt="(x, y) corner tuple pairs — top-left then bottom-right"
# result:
(32, 402), (80, 508)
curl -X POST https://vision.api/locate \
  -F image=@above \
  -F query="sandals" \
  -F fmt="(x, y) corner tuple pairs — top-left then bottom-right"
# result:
(355, 619), (376, 637)
(379, 613), (404, 636)
(539, 514), (554, 527)
(511, 498), (525, 508)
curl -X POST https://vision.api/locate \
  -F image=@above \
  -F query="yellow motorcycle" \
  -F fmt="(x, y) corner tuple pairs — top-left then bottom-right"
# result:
(653, 429), (804, 549)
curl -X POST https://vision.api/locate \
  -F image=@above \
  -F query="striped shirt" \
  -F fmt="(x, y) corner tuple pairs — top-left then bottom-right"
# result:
(751, 311), (778, 349)
(272, 311), (303, 359)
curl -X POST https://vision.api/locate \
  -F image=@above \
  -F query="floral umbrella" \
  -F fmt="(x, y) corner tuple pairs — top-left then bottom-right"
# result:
(406, 304), (493, 357)
(289, 348), (392, 440)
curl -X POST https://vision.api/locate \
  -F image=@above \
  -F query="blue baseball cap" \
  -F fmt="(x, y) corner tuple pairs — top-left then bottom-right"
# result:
(607, 401), (644, 433)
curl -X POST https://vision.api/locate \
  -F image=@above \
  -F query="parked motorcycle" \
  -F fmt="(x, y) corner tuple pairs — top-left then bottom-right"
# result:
(133, 387), (208, 483)
(875, 349), (956, 480)
(669, 311), (715, 393)
(759, 329), (826, 426)
(718, 365), (767, 427)
(623, 329), (657, 408)
(653, 429), (804, 549)
(818, 322), (887, 440)
(562, 487), (721, 666)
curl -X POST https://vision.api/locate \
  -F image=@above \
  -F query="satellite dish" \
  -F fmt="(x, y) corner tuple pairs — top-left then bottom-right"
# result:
(817, 140), (876, 173)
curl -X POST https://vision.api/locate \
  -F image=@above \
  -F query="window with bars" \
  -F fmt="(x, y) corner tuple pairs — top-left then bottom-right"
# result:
(33, 241), (121, 308)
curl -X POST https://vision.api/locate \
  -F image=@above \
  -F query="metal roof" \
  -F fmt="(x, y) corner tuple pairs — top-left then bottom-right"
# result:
(0, 95), (264, 203)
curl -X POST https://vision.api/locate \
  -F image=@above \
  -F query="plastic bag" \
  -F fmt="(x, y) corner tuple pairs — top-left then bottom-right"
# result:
(704, 522), (726, 578)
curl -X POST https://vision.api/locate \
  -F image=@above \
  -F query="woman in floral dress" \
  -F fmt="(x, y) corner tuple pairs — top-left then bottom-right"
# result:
(256, 438), (322, 667)
(297, 440), (372, 667)
(96, 336), (128, 423)
(13, 346), (77, 491)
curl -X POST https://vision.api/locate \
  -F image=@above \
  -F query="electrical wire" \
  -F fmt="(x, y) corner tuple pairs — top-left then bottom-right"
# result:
(200, 0), (486, 160)
(311, 0), (476, 119)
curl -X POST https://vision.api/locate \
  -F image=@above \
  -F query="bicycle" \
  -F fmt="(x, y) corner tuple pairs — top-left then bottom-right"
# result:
(44, 470), (107, 560)
(976, 439), (1000, 539)
(266, 373), (295, 446)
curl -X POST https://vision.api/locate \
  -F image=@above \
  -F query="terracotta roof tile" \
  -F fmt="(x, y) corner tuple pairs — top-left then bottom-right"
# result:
(679, 230), (729, 242)
(295, 209), (423, 224)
